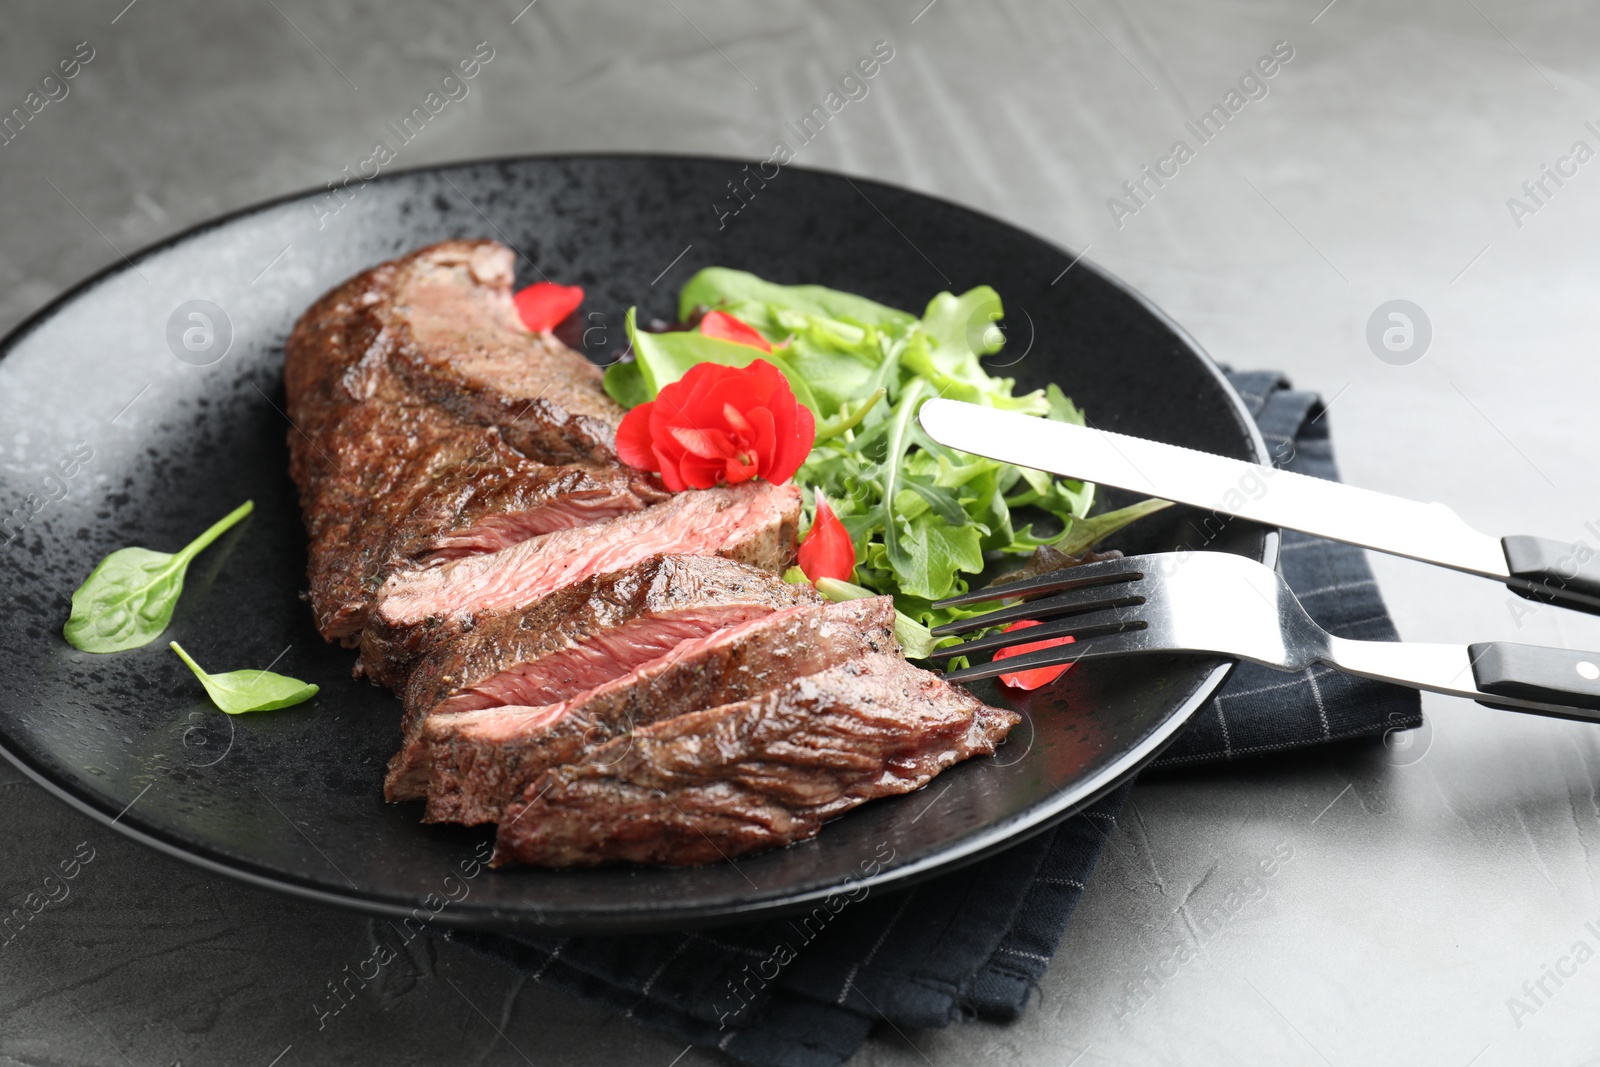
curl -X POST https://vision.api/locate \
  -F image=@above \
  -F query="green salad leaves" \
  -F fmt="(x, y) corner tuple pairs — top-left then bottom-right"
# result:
(607, 269), (1165, 636)
(64, 501), (255, 653)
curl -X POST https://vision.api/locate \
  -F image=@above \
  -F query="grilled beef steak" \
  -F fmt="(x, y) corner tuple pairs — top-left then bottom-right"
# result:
(385, 555), (818, 800)
(416, 596), (897, 825)
(285, 239), (657, 641)
(362, 481), (800, 683)
(284, 240), (1020, 870)
(493, 653), (1020, 867)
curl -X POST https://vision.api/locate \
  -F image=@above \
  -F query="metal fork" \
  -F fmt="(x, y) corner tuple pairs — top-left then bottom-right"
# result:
(931, 552), (1600, 723)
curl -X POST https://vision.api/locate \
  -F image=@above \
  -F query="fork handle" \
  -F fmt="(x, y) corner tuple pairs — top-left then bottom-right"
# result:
(1502, 536), (1600, 614)
(1469, 641), (1600, 717)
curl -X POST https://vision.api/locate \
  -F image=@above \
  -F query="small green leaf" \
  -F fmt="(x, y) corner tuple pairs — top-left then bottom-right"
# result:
(878, 379), (929, 575)
(615, 307), (821, 413)
(891, 612), (938, 659)
(903, 479), (968, 527)
(814, 387), (886, 442)
(169, 642), (318, 714)
(1053, 498), (1173, 555)
(64, 501), (254, 654)
(678, 267), (917, 333)
(897, 510), (985, 601)
(602, 357), (651, 409)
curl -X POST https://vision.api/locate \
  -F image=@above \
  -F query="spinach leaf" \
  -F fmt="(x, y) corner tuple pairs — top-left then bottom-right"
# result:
(169, 642), (318, 714)
(678, 268), (916, 333)
(64, 501), (254, 654)
(604, 308), (821, 414)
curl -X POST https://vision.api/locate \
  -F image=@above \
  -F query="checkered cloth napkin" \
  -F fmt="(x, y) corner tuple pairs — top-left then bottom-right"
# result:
(446, 371), (1423, 1067)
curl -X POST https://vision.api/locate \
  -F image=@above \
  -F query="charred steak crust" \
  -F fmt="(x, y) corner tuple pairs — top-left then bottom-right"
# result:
(417, 596), (897, 826)
(492, 654), (1021, 868)
(383, 556), (819, 800)
(284, 239), (646, 641)
(360, 482), (802, 686)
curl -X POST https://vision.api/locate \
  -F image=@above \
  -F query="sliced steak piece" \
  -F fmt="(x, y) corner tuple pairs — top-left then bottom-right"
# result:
(414, 596), (896, 825)
(384, 556), (819, 801)
(362, 481), (801, 684)
(492, 654), (1019, 867)
(382, 241), (623, 464)
(391, 453), (669, 565)
(284, 239), (650, 641)
(297, 403), (664, 642)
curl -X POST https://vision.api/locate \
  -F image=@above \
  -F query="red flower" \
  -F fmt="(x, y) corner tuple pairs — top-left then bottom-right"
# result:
(615, 359), (815, 491)
(513, 282), (584, 332)
(992, 619), (1076, 690)
(798, 495), (856, 583)
(700, 310), (772, 353)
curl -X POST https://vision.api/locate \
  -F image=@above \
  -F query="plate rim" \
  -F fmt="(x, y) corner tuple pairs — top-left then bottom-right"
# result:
(0, 151), (1279, 932)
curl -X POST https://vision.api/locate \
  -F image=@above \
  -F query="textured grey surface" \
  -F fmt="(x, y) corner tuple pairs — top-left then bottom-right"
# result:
(3, 1), (1600, 1064)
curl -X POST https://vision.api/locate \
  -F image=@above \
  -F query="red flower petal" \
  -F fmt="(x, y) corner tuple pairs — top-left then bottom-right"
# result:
(513, 282), (584, 332)
(677, 451), (724, 490)
(615, 402), (658, 471)
(722, 453), (759, 485)
(772, 402), (815, 485)
(722, 402), (755, 438)
(668, 424), (736, 461)
(992, 620), (1076, 690)
(743, 405), (779, 480)
(650, 442), (687, 491)
(798, 497), (856, 584)
(744, 358), (788, 400)
(701, 311), (772, 353)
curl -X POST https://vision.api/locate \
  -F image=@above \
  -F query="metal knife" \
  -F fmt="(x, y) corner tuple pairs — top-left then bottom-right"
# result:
(917, 397), (1600, 615)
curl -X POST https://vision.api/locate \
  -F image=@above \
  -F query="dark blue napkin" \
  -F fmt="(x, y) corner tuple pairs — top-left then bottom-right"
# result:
(446, 371), (1422, 1067)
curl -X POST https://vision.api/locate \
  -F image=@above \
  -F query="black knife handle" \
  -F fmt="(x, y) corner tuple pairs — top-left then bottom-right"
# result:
(1469, 641), (1600, 721)
(1502, 536), (1600, 615)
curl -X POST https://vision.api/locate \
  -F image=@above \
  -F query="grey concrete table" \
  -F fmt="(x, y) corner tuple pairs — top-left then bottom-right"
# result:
(4, 1), (1599, 1063)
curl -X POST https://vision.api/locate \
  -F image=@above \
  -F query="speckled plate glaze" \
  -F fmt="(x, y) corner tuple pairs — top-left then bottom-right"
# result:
(0, 155), (1274, 932)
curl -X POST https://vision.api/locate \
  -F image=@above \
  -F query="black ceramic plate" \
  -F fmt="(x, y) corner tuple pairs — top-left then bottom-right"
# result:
(0, 155), (1273, 932)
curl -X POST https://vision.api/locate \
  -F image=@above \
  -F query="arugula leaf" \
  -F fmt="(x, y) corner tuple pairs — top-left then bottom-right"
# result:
(815, 387), (885, 441)
(876, 379), (928, 578)
(64, 501), (254, 654)
(898, 510), (986, 600)
(903, 479), (968, 527)
(915, 286), (1005, 390)
(1040, 498), (1173, 556)
(169, 642), (318, 714)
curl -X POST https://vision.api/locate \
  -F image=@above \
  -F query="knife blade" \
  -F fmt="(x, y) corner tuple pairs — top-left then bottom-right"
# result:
(918, 397), (1600, 614)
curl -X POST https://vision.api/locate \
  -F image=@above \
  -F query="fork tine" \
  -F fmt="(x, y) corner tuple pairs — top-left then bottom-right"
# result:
(932, 560), (1145, 610)
(942, 627), (1154, 684)
(933, 605), (1146, 660)
(929, 581), (1147, 637)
